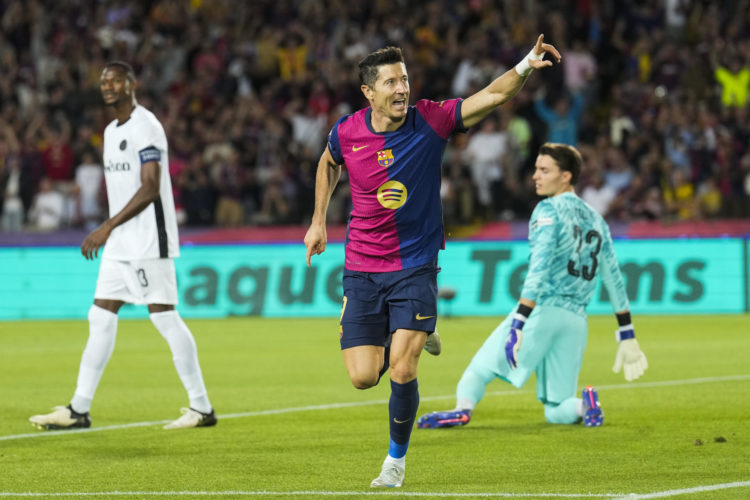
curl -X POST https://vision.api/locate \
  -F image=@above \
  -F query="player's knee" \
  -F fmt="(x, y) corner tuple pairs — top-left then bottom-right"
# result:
(349, 371), (378, 390)
(543, 404), (559, 423)
(543, 403), (579, 424)
(88, 304), (118, 337)
(389, 364), (417, 384)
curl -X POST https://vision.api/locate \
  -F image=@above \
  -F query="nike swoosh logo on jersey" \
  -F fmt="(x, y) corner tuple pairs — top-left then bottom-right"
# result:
(416, 314), (435, 320)
(352, 145), (369, 152)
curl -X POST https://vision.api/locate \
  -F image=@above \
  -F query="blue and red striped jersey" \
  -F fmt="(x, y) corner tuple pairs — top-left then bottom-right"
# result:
(328, 98), (465, 272)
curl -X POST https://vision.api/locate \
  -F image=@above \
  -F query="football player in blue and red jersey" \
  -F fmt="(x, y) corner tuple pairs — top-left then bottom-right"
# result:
(304, 35), (561, 488)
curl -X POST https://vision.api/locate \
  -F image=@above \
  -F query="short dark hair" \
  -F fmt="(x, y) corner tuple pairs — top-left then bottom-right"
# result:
(538, 142), (582, 185)
(104, 61), (136, 82)
(358, 47), (405, 88)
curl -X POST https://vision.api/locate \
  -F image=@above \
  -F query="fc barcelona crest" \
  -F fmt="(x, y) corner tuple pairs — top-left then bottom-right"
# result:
(377, 149), (395, 168)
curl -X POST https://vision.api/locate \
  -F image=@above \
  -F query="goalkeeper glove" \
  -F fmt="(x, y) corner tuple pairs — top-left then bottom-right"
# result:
(504, 314), (526, 369)
(612, 327), (648, 381)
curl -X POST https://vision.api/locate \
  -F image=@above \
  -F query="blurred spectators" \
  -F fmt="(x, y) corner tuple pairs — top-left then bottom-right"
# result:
(72, 149), (104, 230)
(27, 176), (65, 231)
(213, 147), (245, 227)
(0, 118), (23, 231)
(1, 0), (749, 234)
(563, 39), (597, 96)
(178, 151), (217, 226)
(534, 90), (585, 147)
(1, 155), (24, 232)
(581, 170), (616, 217)
(462, 115), (508, 219)
(664, 168), (696, 221)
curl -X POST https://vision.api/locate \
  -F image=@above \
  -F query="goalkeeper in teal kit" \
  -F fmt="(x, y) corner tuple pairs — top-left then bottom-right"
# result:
(418, 143), (648, 429)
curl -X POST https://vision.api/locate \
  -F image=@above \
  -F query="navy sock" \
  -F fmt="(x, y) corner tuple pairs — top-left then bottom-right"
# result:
(388, 378), (419, 458)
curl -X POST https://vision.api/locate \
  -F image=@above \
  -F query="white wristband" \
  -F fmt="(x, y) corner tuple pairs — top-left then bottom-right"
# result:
(514, 48), (543, 77)
(615, 325), (636, 342)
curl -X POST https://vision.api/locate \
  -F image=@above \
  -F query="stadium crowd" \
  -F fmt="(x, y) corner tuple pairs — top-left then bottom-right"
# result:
(0, 0), (749, 232)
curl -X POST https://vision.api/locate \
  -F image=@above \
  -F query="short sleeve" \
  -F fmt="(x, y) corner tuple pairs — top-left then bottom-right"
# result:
(327, 115), (349, 165)
(415, 98), (466, 139)
(135, 113), (167, 164)
(138, 146), (161, 165)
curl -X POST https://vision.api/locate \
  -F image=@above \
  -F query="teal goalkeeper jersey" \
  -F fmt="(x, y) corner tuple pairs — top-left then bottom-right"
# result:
(520, 192), (629, 316)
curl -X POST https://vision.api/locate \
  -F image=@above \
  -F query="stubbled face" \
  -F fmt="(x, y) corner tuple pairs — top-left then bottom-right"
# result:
(100, 67), (132, 107)
(533, 154), (572, 197)
(365, 62), (409, 123)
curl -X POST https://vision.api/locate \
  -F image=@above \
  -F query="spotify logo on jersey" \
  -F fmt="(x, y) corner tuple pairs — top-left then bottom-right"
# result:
(377, 180), (407, 209)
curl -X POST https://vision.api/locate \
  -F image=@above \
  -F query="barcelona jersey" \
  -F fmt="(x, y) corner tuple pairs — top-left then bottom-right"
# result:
(328, 99), (466, 272)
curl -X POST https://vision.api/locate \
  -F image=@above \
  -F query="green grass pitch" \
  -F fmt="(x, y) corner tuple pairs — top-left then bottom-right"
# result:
(1, 315), (749, 499)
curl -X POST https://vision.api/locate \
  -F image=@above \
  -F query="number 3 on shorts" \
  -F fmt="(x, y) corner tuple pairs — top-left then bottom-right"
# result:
(136, 268), (149, 287)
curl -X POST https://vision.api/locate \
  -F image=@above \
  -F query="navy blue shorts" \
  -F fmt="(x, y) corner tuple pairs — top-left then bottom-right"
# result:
(339, 261), (440, 349)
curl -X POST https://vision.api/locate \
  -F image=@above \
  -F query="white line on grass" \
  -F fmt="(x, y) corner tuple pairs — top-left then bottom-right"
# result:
(0, 489), (624, 497)
(593, 374), (750, 392)
(3, 374), (749, 443)
(1, 481), (749, 497)
(612, 480), (750, 499)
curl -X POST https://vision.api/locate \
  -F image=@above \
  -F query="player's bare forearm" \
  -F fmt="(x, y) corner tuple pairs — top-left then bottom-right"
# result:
(310, 147), (341, 225)
(462, 34), (561, 129)
(106, 162), (161, 229)
(81, 187), (158, 259)
(81, 161), (161, 259)
(108, 186), (159, 228)
(462, 70), (528, 129)
(305, 147), (341, 265)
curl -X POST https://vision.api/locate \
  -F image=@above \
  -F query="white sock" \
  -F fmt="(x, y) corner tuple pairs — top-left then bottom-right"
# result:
(456, 398), (476, 411)
(71, 305), (118, 413)
(150, 310), (212, 414)
(575, 398), (585, 417)
(385, 454), (406, 468)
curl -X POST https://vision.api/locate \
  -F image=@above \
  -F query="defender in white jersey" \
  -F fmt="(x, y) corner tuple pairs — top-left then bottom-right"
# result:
(30, 62), (216, 431)
(101, 104), (179, 261)
(418, 143), (648, 430)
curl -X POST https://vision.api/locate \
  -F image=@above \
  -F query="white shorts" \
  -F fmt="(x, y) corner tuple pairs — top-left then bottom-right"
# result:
(94, 258), (178, 305)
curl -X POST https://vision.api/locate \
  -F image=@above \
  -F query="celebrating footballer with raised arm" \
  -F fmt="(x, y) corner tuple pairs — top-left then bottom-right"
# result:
(304, 35), (561, 488)
(30, 62), (216, 432)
